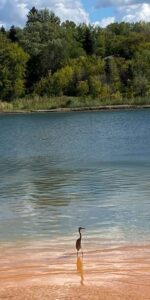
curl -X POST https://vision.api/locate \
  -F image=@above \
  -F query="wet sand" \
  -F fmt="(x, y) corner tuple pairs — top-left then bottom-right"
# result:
(0, 242), (150, 299)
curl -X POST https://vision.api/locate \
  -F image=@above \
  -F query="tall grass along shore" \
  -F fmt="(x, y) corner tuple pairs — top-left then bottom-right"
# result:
(0, 96), (150, 113)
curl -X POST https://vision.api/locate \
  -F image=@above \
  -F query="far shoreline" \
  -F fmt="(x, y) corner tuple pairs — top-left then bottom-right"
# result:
(1, 104), (150, 114)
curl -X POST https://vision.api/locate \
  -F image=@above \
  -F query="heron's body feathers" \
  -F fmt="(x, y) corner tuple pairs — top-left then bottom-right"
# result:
(76, 238), (81, 251)
(76, 227), (85, 255)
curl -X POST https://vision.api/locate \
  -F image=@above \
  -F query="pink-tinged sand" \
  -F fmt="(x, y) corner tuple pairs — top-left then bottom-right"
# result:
(0, 242), (149, 299)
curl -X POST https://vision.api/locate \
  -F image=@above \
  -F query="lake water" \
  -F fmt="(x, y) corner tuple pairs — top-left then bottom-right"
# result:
(0, 110), (150, 248)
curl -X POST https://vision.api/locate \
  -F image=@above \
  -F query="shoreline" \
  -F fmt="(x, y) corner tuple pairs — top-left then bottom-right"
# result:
(1, 104), (150, 114)
(0, 242), (149, 299)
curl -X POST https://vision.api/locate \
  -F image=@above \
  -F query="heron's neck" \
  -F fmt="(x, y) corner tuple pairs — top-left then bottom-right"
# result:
(79, 230), (82, 239)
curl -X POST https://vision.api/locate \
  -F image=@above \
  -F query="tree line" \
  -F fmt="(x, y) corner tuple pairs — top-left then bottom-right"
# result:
(0, 7), (150, 103)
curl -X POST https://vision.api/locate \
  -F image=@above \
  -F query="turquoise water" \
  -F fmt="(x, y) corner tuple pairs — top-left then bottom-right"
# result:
(0, 110), (150, 246)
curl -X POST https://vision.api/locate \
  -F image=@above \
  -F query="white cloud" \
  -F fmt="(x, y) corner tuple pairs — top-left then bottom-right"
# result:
(94, 17), (115, 27)
(95, 0), (149, 8)
(95, 0), (150, 23)
(0, 23), (5, 27)
(122, 3), (150, 22)
(37, 0), (89, 24)
(0, 0), (89, 27)
(0, 0), (29, 27)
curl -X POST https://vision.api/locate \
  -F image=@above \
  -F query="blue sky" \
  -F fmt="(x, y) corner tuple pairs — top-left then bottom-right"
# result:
(82, 0), (115, 21)
(0, 0), (150, 28)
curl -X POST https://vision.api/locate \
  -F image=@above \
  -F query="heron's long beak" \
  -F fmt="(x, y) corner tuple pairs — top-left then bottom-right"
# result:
(81, 227), (85, 230)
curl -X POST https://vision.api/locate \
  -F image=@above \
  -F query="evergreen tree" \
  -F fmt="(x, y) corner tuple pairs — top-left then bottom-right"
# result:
(8, 25), (19, 42)
(0, 26), (6, 35)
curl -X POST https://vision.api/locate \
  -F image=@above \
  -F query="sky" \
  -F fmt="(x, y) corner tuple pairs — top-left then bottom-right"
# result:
(0, 0), (150, 28)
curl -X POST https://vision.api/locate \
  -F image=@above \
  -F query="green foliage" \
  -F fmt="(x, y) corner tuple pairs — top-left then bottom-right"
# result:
(77, 81), (89, 96)
(20, 7), (62, 56)
(89, 76), (102, 98)
(8, 25), (19, 42)
(76, 24), (96, 55)
(34, 73), (52, 96)
(1, 9), (150, 104)
(105, 57), (121, 92)
(0, 33), (29, 100)
(0, 26), (6, 35)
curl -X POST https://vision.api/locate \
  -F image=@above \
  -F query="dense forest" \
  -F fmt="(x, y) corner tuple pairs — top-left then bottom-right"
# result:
(0, 7), (150, 109)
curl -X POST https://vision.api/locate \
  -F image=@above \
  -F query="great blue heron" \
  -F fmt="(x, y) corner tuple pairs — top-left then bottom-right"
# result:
(76, 227), (85, 256)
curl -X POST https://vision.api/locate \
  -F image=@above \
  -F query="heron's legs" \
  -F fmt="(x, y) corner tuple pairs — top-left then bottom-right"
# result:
(76, 249), (83, 257)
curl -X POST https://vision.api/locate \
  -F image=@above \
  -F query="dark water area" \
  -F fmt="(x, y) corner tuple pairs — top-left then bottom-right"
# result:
(0, 110), (150, 246)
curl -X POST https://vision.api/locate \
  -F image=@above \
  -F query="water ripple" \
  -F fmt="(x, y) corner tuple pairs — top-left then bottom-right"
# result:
(0, 111), (150, 244)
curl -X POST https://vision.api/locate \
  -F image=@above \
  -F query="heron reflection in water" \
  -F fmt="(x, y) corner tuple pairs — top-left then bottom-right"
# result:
(76, 257), (84, 285)
(76, 227), (85, 257)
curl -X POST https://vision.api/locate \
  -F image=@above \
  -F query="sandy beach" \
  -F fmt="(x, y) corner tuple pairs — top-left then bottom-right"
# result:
(0, 242), (149, 299)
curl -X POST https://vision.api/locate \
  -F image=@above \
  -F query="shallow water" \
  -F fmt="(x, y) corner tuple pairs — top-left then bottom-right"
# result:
(0, 110), (150, 246)
(0, 243), (149, 288)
